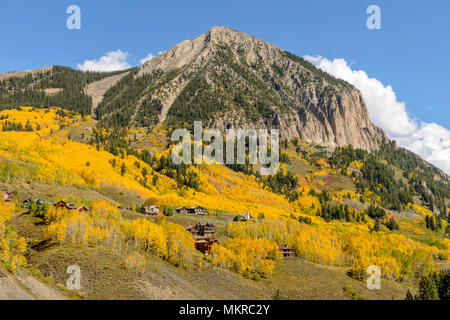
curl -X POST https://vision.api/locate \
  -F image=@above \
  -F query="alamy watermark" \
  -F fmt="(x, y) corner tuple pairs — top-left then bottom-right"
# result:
(66, 5), (81, 30)
(171, 121), (279, 176)
(66, 265), (81, 290)
(366, 265), (381, 289)
(366, 5), (381, 30)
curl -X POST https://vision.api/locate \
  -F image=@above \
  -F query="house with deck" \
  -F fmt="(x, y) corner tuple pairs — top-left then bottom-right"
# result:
(53, 200), (88, 213)
(195, 237), (219, 255)
(186, 222), (215, 238)
(278, 244), (295, 258)
(187, 206), (208, 215)
(177, 206), (208, 216)
(54, 200), (70, 210)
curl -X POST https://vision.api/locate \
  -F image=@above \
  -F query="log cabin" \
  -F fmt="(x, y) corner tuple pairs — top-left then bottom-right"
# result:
(195, 237), (219, 255)
(187, 206), (208, 215)
(186, 222), (215, 237)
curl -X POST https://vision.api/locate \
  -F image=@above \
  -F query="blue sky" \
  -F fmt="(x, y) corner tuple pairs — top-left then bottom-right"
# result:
(1, 0), (449, 171)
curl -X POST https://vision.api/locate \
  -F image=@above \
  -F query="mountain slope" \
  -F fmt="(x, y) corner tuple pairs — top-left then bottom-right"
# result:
(0, 104), (449, 300)
(0, 66), (129, 116)
(95, 26), (385, 151)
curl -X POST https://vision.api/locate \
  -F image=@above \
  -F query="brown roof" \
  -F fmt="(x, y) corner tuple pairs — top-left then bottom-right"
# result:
(278, 245), (293, 250)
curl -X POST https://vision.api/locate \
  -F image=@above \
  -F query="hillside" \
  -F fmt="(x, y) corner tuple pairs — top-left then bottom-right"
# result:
(0, 107), (448, 300)
(0, 26), (449, 301)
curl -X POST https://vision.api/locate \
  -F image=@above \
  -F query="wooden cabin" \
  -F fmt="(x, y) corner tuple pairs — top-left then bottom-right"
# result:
(54, 200), (70, 210)
(196, 222), (215, 236)
(195, 237), (219, 255)
(278, 244), (295, 258)
(186, 222), (215, 237)
(176, 207), (188, 215)
(177, 206), (208, 215)
(187, 206), (208, 215)
(141, 205), (160, 215)
(186, 226), (201, 237)
(54, 201), (88, 213)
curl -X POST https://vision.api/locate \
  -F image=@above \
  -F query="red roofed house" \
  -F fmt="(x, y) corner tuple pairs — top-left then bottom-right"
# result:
(54, 200), (69, 210)
(278, 244), (295, 258)
(195, 237), (219, 255)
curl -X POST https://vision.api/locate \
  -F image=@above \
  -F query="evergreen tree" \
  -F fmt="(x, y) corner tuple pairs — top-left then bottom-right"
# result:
(418, 276), (439, 300)
(405, 289), (414, 300)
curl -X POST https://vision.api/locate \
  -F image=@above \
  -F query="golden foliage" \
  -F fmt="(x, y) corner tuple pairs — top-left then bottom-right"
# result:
(44, 201), (197, 268)
(224, 217), (443, 281)
(0, 201), (27, 272)
(210, 237), (281, 279)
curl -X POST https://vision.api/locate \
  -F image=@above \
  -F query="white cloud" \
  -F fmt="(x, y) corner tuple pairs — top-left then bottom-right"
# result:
(140, 53), (155, 64)
(139, 51), (166, 65)
(77, 50), (132, 72)
(304, 55), (450, 175)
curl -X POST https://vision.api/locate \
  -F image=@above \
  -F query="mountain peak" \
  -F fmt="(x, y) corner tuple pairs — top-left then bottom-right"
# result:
(206, 25), (251, 40)
(140, 26), (277, 73)
(124, 27), (385, 151)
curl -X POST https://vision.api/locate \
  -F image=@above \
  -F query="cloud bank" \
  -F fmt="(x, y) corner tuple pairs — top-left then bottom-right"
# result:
(304, 55), (450, 175)
(77, 50), (132, 72)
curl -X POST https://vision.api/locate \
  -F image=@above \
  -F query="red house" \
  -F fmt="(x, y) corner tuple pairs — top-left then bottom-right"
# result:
(53, 200), (70, 210)
(195, 237), (219, 255)
(278, 244), (295, 258)
(53, 200), (88, 213)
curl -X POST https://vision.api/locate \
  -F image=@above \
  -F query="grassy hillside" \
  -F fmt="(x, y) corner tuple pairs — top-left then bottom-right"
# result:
(1, 107), (449, 300)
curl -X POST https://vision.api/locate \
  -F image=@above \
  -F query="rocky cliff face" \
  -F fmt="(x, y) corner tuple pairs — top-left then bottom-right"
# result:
(96, 26), (386, 151)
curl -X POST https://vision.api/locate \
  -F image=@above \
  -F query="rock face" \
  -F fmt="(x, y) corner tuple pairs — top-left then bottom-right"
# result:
(98, 26), (386, 151)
